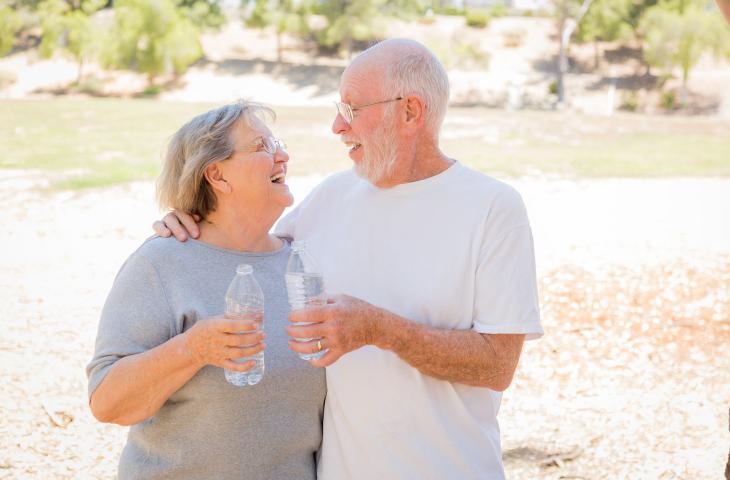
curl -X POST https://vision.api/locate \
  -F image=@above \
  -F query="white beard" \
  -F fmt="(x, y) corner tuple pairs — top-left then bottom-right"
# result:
(354, 108), (399, 185)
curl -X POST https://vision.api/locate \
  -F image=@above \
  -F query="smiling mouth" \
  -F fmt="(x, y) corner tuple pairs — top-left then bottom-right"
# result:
(346, 142), (362, 153)
(270, 173), (286, 184)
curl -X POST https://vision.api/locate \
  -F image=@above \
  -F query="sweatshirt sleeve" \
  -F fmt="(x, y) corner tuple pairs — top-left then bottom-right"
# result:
(86, 251), (175, 399)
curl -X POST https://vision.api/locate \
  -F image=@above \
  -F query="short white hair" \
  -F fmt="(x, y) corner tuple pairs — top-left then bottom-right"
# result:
(364, 41), (450, 135)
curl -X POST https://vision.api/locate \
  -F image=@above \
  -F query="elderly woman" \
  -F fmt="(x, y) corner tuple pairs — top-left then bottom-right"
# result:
(87, 100), (325, 479)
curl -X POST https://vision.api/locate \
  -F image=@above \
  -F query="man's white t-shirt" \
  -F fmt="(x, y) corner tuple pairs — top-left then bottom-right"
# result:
(275, 162), (543, 480)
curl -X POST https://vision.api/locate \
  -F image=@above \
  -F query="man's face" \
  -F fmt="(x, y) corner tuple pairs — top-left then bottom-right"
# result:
(332, 67), (401, 187)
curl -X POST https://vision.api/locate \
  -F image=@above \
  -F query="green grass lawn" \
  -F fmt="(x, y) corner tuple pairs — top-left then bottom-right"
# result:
(3, 98), (729, 189)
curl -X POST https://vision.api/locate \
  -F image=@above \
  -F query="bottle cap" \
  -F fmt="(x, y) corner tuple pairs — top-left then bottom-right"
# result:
(236, 264), (253, 275)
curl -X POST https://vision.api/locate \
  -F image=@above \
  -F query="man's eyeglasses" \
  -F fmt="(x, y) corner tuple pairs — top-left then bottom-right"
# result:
(334, 97), (403, 125)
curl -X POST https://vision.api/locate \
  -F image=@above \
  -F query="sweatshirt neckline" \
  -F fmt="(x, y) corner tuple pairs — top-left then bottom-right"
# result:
(186, 236), (290, 257)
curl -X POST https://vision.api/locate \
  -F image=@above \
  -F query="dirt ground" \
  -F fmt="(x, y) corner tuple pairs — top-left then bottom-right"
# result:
(1, 171), (729, 479)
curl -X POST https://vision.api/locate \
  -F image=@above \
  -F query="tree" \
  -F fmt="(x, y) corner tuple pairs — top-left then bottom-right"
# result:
(314, 0), (425, 56)
(177, 0), (227, 28)
(553, 0), (595, 105)
(103, 0), (203, 87)
(0, 2), (22, 57)
(640, 0), (729, 105)
(576, 0), (634, 68)
(246, 0), (310, 62)
(36, 0), (106, 83)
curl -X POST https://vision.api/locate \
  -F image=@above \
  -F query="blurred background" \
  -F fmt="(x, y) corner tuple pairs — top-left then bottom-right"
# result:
(1, 0), (729, 478)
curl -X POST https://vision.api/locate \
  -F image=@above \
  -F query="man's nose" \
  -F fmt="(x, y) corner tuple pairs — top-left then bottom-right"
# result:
(332, 112), (349, 135)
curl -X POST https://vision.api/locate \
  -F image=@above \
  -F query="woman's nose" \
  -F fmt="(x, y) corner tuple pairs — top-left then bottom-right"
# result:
(274, 146), (289, 163)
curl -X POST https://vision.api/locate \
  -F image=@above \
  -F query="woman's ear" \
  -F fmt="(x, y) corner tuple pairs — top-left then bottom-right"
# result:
(203, 162), (231, 194)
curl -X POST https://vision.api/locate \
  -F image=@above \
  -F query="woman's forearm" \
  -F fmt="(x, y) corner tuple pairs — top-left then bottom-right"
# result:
(90, 332), (202, 426)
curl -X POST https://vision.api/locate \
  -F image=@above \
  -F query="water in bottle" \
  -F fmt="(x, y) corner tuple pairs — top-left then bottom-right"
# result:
(224, 264), (265, 386)
(285, 241), (327, 361)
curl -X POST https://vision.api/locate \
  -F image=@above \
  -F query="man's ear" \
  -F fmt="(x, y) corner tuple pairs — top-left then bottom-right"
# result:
(404, 95), (425, 129)
(203, 162), (231, 194)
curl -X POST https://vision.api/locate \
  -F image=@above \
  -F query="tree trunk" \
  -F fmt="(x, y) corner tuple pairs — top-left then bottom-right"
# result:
(556, 0), (595, 106)
(77, 58), (84, 85)
(557, 17), (567, 105)
(276, 30), (283, 63)
(681, 69), (689, 108)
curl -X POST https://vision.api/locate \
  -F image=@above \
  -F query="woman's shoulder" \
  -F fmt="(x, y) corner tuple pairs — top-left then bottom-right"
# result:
(126, 235), (195, 269)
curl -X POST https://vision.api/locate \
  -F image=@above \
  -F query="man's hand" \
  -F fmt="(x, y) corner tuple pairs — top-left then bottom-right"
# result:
(286, 294), (380, 367)
(153, 211), (201, 241)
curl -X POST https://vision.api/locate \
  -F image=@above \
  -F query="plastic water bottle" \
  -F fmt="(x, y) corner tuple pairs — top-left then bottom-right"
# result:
(224, 264), (265, 386)
(285, 241), (327, 361)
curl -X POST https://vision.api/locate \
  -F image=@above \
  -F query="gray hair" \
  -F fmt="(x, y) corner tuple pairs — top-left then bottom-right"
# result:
(376, 45), (450, 135)
(156, 100), (274, 218)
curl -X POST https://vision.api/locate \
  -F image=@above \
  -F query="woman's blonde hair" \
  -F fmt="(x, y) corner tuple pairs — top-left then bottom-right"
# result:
(156, 100), (275, 218)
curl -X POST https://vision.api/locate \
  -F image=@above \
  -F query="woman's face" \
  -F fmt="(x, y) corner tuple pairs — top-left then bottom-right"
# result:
(218, 116), (293, 213)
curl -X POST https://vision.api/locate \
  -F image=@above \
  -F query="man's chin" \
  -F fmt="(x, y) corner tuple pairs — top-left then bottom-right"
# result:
(354, 163), (380, 185)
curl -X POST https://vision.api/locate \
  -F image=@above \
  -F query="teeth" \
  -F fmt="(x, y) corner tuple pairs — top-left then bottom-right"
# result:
(348, 143), (361, 152)
(270, 173), (285, 183)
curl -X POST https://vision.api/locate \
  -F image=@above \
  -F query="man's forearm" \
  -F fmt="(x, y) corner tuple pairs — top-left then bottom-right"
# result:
(371, 311), (525, 390)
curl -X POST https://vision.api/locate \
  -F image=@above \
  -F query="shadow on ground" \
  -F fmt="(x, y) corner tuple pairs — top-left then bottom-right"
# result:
(196, 57), (345, 97)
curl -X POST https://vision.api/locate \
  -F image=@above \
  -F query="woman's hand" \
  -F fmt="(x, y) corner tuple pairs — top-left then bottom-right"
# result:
(153, 210), (201, 241)
(184, 314), (266, 372)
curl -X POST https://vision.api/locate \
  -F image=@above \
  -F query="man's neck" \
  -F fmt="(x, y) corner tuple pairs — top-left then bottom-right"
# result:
(374, 147), (454, 189)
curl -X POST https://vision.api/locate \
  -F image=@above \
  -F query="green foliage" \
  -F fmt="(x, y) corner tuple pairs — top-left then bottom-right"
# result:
(177, 0), (227, 29)
(640, 2), (729, 88)
(577, 0), (635, 43)
(103, 0), (203, 85)
(465, 10), (490, 28)
(423, 34), (489, 70)
(660, 89), (676, 109)
(245, 0), (311, 61)
(433, 5), (464, 15)
(141, 84), (162, 96)
(314, 0), (424, 53)
(619, 90), (640, 111)
(35, 0), (105, 81)
(0, 3), (22, 57)
(489, 4), (509, 17)
(246, 0), (310, 36)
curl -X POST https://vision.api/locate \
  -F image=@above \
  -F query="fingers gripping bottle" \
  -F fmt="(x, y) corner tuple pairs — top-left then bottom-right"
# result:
(224, 264), (265, 386)
(285, 241), (327, 361)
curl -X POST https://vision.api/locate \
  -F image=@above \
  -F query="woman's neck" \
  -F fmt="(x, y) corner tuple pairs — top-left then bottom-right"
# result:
(198, 206), (283, 253)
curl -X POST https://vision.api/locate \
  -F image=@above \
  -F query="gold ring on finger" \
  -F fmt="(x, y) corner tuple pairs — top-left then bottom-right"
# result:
(317, 339), (323, 351)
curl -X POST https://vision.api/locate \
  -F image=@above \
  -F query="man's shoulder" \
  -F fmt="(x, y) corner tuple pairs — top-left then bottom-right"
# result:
(315, 169), (359, 192)
(453, 164), (524, 205)
(296, 169), (360, 208)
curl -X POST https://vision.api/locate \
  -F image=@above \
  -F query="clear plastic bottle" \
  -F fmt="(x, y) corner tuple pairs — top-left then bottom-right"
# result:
(285, 241), (327, 361)
(224, 264), (265, 386)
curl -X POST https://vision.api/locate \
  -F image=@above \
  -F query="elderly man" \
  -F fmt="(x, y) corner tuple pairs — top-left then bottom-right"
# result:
(156, 38), (543, 479)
